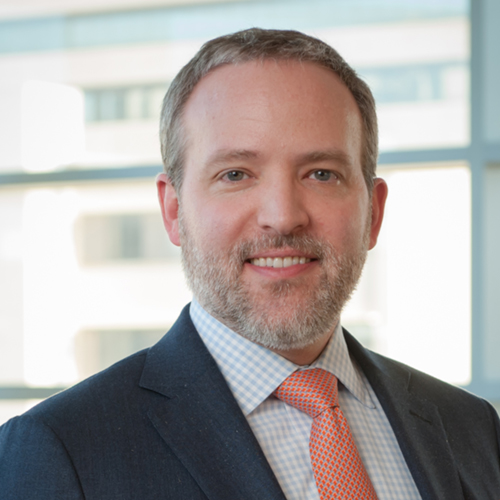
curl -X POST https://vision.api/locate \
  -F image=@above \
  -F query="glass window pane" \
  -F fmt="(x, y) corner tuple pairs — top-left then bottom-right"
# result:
(124, 87), (146, 120)
(0, 181), (191, 389)
(0, 0), (468, 174)
(98, 88), (125, 121)
(146, 85), (167, 120)
(84, 90), (99, 122)
(0, 1), (474, 410)
(320, 17), (469, 151)
(344, 164), (471, 385)
(485, 165), (500, 382)
(0, 400), (41, 426)
(74, 328), (166, 380)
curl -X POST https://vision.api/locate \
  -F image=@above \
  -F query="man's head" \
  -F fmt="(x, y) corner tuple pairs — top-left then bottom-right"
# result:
(157, 29), (387, 364)
(160, 28), (378, 192)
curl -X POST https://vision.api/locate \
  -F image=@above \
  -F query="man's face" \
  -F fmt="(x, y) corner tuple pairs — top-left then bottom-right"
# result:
(158, 60), (387, 353)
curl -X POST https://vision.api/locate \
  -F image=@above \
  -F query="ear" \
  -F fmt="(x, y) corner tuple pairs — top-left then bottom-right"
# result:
(156, 173), (181, 247)
(368, 177), (388, 250)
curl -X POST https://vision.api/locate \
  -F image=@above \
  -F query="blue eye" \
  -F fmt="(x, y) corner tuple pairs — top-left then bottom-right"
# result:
(311, 170), (332, 181)
(225, 171), (246, 181)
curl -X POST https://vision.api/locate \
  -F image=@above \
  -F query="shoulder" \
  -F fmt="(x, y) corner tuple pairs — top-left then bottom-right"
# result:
(0, 356), (149, 500)
(0, 348), (159, 498)
(27, 347), (150, 425)
(0, 414), (85, 499)
(0, 346), (154, 460)
(344, 328), (499, 427)
(372, 347), (493, 412)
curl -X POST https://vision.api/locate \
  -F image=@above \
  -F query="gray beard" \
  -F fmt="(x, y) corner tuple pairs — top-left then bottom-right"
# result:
(179, 212), (369, 351)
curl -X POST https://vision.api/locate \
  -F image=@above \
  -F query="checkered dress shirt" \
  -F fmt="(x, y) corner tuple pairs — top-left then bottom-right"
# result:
(190, 300), (421, 500)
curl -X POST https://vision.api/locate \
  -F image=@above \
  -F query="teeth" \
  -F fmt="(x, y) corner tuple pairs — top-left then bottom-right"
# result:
(251, 256), (311, 268)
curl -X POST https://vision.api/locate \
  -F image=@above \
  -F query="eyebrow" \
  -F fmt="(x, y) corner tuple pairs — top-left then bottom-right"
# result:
(294, 149), (354, 168)
(205, 149), (260, 168)
(205, 148), (354, 169)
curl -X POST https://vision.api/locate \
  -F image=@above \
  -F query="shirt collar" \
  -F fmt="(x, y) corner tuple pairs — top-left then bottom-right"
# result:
(190, 300), (374, 416)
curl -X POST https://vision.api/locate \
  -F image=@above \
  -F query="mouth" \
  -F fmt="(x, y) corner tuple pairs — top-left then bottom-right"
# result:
(248, 256), (314, 268)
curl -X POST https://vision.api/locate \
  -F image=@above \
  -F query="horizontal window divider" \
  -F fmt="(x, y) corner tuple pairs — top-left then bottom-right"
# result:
(0, 165), (163, 186)
(484, 143), (500, 163)
(378, 147), (469, 166)
(462, 381), (500, 402)
(0, 386), (67, 400)
(0, 147), (482, 187)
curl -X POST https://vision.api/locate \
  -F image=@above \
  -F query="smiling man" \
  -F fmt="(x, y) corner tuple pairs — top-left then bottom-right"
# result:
(1, 28), (500, 500)
(158, 57), (385, 366)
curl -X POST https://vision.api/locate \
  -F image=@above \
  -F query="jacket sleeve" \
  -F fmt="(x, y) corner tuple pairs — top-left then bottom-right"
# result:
(0, 415), (84, 500)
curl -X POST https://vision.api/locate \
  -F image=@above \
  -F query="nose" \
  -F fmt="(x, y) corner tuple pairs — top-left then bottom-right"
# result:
(256, 177), (310, 235)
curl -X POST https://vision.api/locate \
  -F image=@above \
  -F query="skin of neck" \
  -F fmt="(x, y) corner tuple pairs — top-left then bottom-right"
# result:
(268, 326), (337, 366)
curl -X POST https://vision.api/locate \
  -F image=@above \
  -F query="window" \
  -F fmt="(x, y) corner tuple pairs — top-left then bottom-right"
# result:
(75, 212), (179, 264)
(74, 328), (166, 379)
(3, 0), (500, 423)
(84, 84), (168, 122)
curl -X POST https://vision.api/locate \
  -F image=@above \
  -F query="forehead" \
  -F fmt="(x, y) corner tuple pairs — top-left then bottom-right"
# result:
(181, 59), (363, 170)
(185, 58), (359, 116)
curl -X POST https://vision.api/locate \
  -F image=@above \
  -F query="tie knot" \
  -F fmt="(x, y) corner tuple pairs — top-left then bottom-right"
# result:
(274, 368), (339, 419)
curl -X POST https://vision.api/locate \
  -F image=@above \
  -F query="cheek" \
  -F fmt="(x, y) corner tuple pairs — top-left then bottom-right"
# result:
(183, 195), (251, 251)
(313, 199), (370, 248)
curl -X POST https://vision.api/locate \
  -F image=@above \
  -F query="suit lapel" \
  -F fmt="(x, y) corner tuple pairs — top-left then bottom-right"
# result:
(344, 330), (464, 500)
(140, 305), (286, 500)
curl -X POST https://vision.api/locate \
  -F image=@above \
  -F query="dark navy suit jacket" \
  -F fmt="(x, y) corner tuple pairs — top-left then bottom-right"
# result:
(1, 304), (500, 499)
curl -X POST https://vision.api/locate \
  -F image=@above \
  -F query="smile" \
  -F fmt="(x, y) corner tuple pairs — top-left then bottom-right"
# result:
(250, 256), (312, 268)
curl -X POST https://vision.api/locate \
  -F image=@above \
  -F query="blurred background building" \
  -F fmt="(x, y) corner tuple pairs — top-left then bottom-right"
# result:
(0, 0), (499, 423)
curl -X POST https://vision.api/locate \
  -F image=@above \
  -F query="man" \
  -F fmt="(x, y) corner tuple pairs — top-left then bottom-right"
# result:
(1, 28), (499, 499)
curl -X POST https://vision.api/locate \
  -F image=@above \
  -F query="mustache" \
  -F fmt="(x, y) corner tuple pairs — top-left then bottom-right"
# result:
(235, 234), (335, 263)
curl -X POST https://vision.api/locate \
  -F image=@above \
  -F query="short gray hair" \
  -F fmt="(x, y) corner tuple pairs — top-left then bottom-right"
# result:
(160, 28), (377, 191)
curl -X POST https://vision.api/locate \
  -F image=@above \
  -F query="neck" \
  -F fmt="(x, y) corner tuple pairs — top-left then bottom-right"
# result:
(270, 328), (336, 366)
